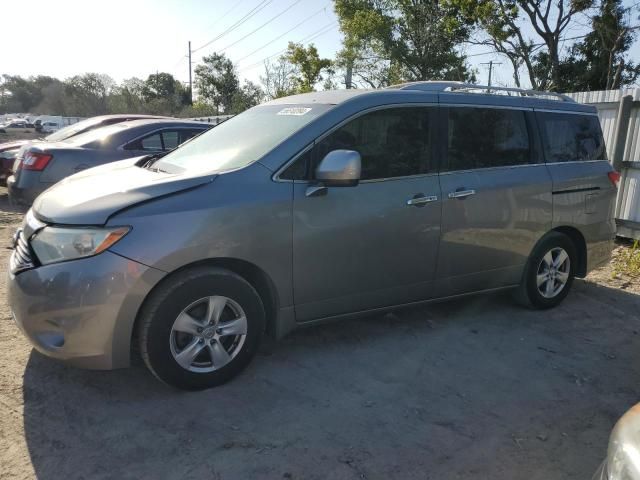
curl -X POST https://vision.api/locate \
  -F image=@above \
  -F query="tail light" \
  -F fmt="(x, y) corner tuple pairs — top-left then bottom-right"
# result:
(608, 171), (621, 188)
(21, 151), (53, 171)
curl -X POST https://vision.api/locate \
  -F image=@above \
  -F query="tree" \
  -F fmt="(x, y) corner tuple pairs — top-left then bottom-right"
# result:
(335, 44), (404, 88)
(0, 75), (60, 113)
(557, 0), (640, 91)
(451, 0), (594, 90)
(64, 73), (115, 116)
(285, 42), (333, 93)
(194, 53), (240, 114)
(260, 57), (298, 99)
(141, 73), (180, 102)
(335, 0), (475, 84)
(230, 81), (264, 113)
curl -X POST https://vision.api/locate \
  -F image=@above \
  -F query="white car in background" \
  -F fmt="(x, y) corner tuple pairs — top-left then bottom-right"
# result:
(39, 121), (62, 133)
(0, 119), (33, 133)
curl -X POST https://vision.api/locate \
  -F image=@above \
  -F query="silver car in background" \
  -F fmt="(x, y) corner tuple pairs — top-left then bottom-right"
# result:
(7, 118), (210, 204)
(594, 404), (640, 480)
(7, 82), (617, 390)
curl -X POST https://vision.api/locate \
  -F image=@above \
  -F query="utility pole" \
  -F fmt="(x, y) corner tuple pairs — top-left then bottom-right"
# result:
(480, 60), (502, 91)
(188, 41), (193, 105)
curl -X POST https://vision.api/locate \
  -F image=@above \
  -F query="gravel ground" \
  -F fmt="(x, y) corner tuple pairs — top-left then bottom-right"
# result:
(0, 186), (639, 480)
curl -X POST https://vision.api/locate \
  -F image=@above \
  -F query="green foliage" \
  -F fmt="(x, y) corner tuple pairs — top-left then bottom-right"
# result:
(449, 0), (594, 90)
(0, 72), (193, 117)
(230, 80), (264, 114)
(194, 53), (240, 114)
(553, 0), (640, 92)
(335, 0), (474, 84)
(285, 43), (333, 93)
(63, 73), (115, 116)
(260, 57), (298, 99)
(613, 240), (640, 279)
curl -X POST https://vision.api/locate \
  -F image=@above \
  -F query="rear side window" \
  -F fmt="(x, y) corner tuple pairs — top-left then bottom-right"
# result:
(446, 107), (531, 171)
(536, 112), (606, 162)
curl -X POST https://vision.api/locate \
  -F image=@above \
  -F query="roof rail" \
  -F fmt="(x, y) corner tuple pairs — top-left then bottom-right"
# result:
(388, 81), (575, 102)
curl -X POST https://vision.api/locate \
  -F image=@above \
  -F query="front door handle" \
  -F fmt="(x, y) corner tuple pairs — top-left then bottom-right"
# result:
(448, 189), (476, 199)
(406, 194), (438, 206)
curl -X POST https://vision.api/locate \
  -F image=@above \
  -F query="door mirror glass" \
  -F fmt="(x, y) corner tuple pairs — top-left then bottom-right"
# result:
(315, 149), (361, 187)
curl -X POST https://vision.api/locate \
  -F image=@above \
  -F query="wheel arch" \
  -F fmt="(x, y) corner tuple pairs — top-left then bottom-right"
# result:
(550, 226), (588, 277)
(131, 257), (281, 356)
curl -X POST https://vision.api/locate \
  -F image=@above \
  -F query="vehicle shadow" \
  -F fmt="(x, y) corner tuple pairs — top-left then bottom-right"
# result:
(22, 280), (640, 480)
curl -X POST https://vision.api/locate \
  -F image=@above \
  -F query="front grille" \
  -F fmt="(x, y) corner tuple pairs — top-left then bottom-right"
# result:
(9, 229), (35, 274)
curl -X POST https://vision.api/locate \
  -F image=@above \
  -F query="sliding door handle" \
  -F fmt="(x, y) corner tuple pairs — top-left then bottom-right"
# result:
(406, 194), (438, 206)
(448, 189), (476, 199)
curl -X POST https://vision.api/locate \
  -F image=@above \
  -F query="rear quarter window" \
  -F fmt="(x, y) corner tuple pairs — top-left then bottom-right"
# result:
(536, 112), (606, 162)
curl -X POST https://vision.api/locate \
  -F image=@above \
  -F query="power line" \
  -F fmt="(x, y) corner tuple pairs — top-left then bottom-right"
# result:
(238, 21), (337, 72)
(192, 0), (275, 53)
(236, 2), (331, 63)
(200, 0), (247, 35)
(216, 0), (306, 54)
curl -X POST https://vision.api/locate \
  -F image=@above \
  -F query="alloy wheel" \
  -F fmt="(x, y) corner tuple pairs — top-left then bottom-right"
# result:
(536, 247), (571, 299)
(169, 296), (247, 373)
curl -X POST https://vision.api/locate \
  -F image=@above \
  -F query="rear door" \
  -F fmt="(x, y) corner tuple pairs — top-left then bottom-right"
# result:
(288, 105), (443, 321)
(436, 105), (553, 296)
(535, 110), (615, 257)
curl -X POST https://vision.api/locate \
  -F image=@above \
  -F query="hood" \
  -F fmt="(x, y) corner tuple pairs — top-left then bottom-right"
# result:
(33, 157), (216, 225)
(0, 140), (30, 153)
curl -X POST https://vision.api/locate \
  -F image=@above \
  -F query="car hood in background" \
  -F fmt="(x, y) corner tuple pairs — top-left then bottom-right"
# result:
(32, 157), (216, 225)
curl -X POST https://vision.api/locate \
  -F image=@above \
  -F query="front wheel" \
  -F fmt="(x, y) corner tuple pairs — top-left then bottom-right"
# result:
(514, 232), (577, 309)
(138, 267), (265, 390)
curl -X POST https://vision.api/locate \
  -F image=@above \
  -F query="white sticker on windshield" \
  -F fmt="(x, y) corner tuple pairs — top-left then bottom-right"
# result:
(277, 107), (312, 116)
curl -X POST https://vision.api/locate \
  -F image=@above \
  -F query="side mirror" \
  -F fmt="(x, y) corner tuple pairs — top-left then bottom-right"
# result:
(315, 149), (361, 187)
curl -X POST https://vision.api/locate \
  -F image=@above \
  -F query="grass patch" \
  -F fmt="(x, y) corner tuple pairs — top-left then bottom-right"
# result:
(613, 240), (640, 279)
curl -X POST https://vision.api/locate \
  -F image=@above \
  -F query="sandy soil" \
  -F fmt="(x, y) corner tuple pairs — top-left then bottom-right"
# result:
(0, 188), (638, 480)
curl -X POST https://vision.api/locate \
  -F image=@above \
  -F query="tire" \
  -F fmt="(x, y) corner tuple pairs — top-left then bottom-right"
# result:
(138, 266), (265, 390)
(514, 232), (577, 309)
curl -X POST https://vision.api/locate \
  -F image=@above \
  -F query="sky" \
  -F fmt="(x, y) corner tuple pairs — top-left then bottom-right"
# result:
(1, 0), (639, 90)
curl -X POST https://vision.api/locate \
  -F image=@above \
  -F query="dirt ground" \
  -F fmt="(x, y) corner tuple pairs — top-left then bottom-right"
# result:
(0, 187), (639, 480)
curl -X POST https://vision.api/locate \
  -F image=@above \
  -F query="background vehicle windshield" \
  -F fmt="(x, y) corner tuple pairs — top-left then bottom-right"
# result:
(45, 117), (108, 142)
(155, 104), (332, 174)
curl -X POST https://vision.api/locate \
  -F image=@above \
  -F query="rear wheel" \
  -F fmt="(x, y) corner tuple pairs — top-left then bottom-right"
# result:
(138, 267), (265, 390)
(514, 232), (577, 309)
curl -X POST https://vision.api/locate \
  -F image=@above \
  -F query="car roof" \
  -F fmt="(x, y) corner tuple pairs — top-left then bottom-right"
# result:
(88, 114), (171, 121)
(114, 119), (211, 129)
(264, 82), (595, 113)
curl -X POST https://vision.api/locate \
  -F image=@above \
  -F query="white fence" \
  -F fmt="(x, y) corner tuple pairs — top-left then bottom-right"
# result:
(567, 88), (640, 240)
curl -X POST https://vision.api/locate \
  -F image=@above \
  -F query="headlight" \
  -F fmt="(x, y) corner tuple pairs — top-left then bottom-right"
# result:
(606, 405), (640, 480)
(31, 226), (130, 265)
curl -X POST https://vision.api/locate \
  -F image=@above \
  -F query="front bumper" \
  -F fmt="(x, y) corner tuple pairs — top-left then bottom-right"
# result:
(7, 249), (165, 369)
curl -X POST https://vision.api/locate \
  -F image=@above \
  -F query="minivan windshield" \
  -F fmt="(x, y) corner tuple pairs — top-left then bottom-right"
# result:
(154, 104), (332, 174)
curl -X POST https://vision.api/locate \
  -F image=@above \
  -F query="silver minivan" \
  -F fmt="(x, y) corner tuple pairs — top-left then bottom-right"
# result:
(7, 82), (618, 390)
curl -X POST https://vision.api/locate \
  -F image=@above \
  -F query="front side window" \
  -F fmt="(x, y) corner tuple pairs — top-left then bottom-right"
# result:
(536, 112), (606, 162)
(280, 107), (435, 181)
(316, 107), (433, 180)
(446, 107), (531, 171)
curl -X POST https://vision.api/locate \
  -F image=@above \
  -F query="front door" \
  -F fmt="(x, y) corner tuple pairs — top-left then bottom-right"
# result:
(436, 106), (553, 296)
(290, 106), (442, 322)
